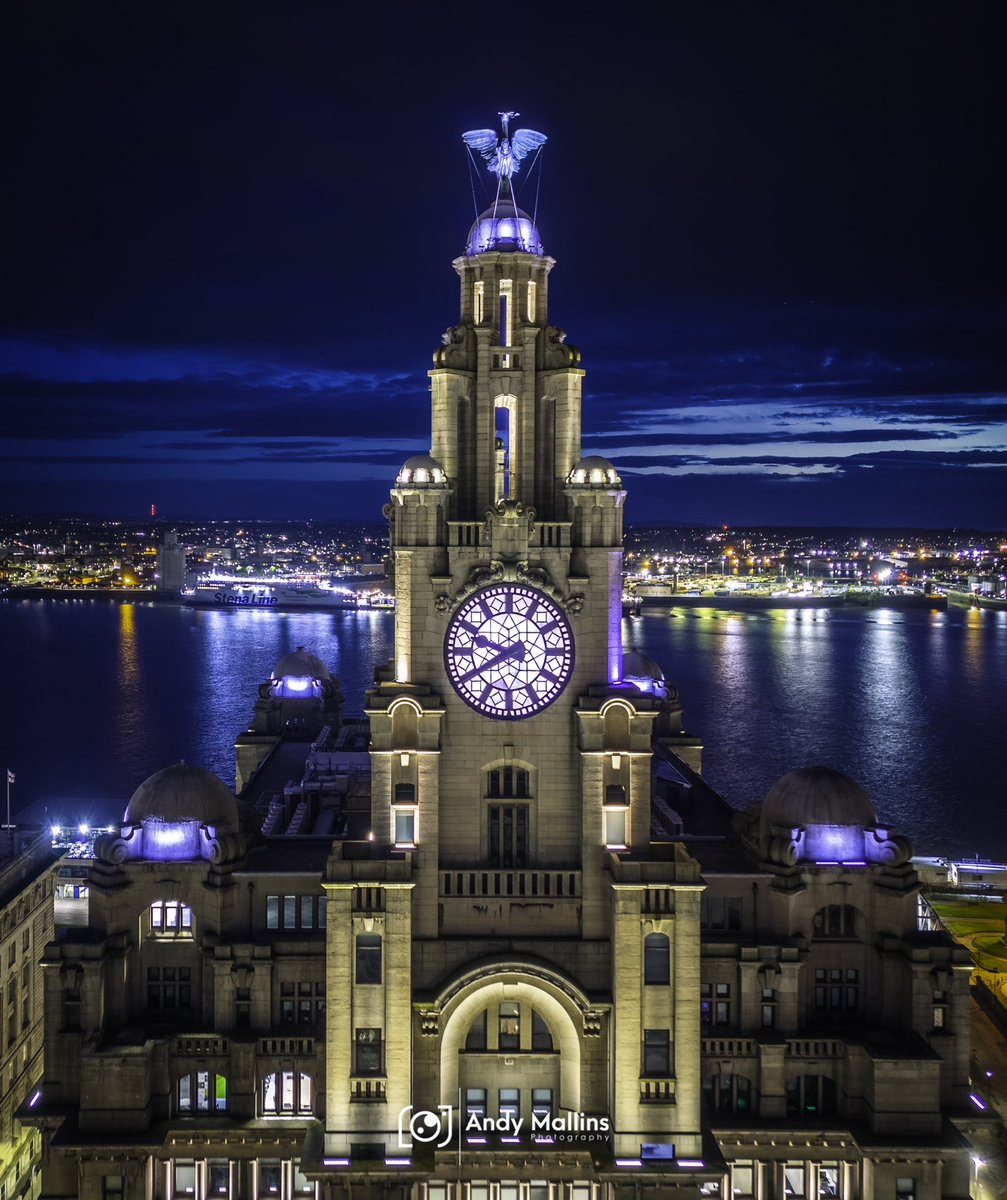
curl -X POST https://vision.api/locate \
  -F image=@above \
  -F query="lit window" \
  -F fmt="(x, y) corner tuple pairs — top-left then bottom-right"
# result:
(784, 1165), (807, 1197)
(394, 808), (416, 846)
(261, 1071), (313, 1115)
(173, 1162), (196, 1198)
(176, 1071), (227, 1114)
(150, 901), (192, 936)
(818, 1163), (840, 1198)
(604, 807), (627, 848)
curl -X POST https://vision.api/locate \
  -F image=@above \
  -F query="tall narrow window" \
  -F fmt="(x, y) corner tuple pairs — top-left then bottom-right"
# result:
(643, 1029), (671, 1076)
(474, 280), (485, 323)
(644, 933), (671, 985)
(489, 806), (528, 867)
(499, 279), (513, 346)
(355, 934), (382, 984)
(354, 1028), (382, 1075)
(498, 1002), (520, 1050)
(531, 1010), (553, 1051)
(526, 279), (537, 322)
(465, 1010), (487, 1050)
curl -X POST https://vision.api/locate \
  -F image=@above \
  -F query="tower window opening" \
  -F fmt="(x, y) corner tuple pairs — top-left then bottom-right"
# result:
(526, 279), (537, 322)
(474, 280), (485, 324)
(489, 805), (528, 867)
(495, 406), (511, 500)
(499, 279), (513, 346)
(486, 767), (530, 798)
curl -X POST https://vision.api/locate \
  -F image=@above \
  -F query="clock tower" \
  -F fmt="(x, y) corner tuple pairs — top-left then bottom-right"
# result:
(323, 119), (708, 1183)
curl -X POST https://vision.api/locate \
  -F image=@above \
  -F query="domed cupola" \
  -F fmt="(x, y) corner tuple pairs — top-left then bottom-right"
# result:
(466, 193), (544, 256)
(566, 455), (622, 489)
(93, 762), (246, 867)
(395, 453), (449, 489)
(738, 766), (912, 869)
(270, 646), (332, 700)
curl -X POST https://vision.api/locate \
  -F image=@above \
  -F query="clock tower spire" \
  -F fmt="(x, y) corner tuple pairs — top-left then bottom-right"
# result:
(328, 119), (705, 1169)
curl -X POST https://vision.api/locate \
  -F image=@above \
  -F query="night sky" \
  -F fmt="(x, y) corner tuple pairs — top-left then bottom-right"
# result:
(2, 3), (1004, 528)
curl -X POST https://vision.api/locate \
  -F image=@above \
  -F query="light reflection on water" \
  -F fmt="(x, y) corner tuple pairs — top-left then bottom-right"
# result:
(2, 598), (1005, 858)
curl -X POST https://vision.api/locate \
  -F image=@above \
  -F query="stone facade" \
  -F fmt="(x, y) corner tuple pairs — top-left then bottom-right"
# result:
(24, 142), (986, 1200)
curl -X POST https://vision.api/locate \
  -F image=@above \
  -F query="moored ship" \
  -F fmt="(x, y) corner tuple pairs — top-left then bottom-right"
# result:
(181, 580), (393, 611)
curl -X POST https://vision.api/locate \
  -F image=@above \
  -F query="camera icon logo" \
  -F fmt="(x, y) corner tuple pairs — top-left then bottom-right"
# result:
(397, 1104), (454, 1149)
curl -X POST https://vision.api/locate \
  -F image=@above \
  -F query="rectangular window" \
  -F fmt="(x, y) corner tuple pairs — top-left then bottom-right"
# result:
(354, 1027), (382, 1075)
(498, 1088), (520, 1121)
(498, 1002), (520, 1050)
(532, 1088), (553, 1120)
(208, 1163), (229, 1198)
(818, 1164), (840, 1198)
(300, 895), (314, 929)
(499, 279), (513, 346)
(731, 1165), (756, 1200)
(283, 896), (297, 929)
(895, 1181), (916, 1199)
(784, 1165), (807, 1197)
(488, 806), (528, 867)
(604, 807), (627, 848)
(465, 1088), (487, 1121)
(102, 1176), (124, 1200)
(700, 981), (712, 1027)
(356, 935), (382, 984)
(394, 808), (416, 845)
(173, 1163), (196, 1198)
(258, 1163), (281, 1196)
(715, 982), (731, 1026)
(643, 1028), (671, 1076)
(266, 896), (279, 929)
(814, 967), (859, 1010)
(317, 897), (327, 928)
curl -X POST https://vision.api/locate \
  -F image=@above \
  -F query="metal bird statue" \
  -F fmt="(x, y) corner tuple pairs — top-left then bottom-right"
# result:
(462, 111), (547, 179)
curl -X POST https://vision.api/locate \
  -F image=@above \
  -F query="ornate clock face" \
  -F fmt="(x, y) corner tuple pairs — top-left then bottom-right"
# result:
(444, 584), (575, 719)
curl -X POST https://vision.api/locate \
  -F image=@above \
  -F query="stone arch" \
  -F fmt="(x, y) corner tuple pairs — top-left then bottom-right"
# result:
(389, 696), (421, 748)
(600, 698), (634, 751)
(437, 962), (592, 1112)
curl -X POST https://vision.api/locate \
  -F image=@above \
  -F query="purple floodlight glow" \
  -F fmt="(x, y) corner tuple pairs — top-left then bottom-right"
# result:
(466, 1136), (488, 1145)
(616, 1158), (643, 1168)
(284, 675), (311, 692)
(677, 1160), (705, 1168)
(322, 1159), (349, 1167)
(28, 1090), (41, 1107)
(384, 1158), (410, 1167)
(141, 818), (200, 861)
(970, 1092), (988, 1110)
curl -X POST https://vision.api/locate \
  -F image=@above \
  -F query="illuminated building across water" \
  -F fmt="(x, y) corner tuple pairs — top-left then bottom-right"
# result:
(24, 120), (988, 1200)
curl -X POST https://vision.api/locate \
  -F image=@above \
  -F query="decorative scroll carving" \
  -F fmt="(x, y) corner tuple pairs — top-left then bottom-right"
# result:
(419, 1008), (441, 1036)
(583, 1009), (603, 1037)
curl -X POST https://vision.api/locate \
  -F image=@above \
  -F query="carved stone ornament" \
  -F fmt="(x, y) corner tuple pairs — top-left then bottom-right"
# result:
(583, 1009), (603, 1037)
(420, 1008), (441, 1036)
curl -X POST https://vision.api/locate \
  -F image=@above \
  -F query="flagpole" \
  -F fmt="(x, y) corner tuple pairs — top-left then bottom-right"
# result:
(5, 768), (9, 830)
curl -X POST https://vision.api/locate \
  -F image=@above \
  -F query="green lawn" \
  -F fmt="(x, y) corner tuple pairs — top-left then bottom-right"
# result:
(929, 898), (1006, 939)
(974, 934), (1007, 965)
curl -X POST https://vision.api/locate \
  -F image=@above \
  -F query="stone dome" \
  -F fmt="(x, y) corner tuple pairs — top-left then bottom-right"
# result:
(566, 455), (622, 488)
(466, 196), (544, 256)
(760, 767), (877, 833)
(272, 646), (331, 681)
(395, 453), (448, 488)
(124, 763), (239, 832)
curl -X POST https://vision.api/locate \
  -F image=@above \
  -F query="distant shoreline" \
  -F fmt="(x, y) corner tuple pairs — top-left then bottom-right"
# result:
(626, 590), (949, 612)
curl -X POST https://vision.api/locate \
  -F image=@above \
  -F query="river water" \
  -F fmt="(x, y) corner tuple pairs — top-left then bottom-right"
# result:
(2, 597), (1003, 858)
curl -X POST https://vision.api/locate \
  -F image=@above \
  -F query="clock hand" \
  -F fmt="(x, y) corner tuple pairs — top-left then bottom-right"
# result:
(458, 639), (525, 683)
(474, 634), (507, 652)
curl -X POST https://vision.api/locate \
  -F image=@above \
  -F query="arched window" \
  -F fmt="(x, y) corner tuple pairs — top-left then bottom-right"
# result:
(704, 1072), (755, 1114)
(261, 1071), (313, 1116)
(459, 1003), (554, 1053)
(644, 933), (670, 985)
(786, 1074), (836, 1117)
(813, 905), (859, 939)
(486, 767), (530, 799)
(177, 1071), (227, 1114)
